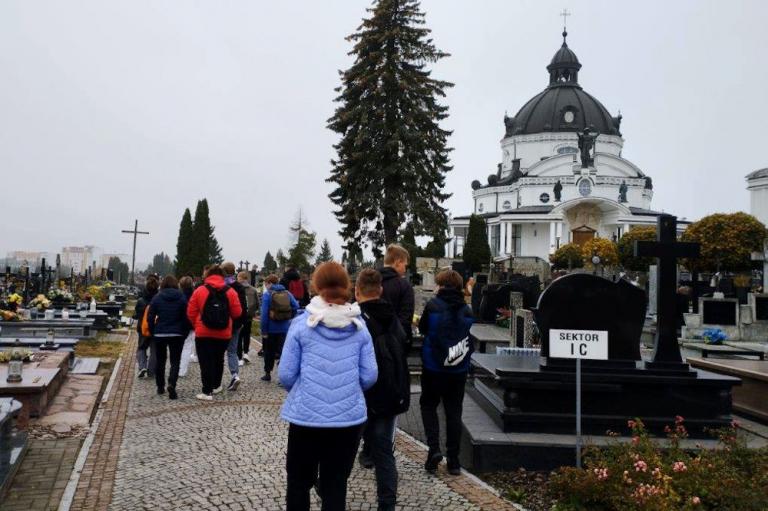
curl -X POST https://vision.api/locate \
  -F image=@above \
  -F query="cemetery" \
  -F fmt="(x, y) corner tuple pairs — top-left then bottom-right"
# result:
(2, 2), (768, 511)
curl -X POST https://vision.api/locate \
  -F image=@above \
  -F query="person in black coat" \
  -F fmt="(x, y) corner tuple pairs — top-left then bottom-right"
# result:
(379, 245), (415, 346)
(147, 275), (190, 399)
(134, 276), (159, 379)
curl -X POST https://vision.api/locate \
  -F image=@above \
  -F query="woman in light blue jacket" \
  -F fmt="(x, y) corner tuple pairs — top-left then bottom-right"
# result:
(279, 262), (377, 511)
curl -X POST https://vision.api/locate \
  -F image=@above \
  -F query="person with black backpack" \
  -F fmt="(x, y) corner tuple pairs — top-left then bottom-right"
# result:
(186, 265), (243, 401)
(260, 274), (299, 382)
(418, 270), (474, 476)
(356, 269), (410, 511)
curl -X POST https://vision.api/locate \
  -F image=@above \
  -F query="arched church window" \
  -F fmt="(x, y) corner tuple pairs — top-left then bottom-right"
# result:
(478, 203), (484, 212)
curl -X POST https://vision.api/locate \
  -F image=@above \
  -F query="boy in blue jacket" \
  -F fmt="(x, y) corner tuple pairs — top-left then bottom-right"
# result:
(260, 274), (299, 382)
(418, 269), (474, 475)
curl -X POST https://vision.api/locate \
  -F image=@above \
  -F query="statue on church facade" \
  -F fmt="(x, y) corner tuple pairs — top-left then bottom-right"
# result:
(618, 181), (628, 203)
(578, 126), (597, 168)
(553, 180), (563, 202)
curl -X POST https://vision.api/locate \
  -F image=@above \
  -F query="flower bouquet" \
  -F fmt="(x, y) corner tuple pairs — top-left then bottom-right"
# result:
(0, 309), (20, 321)
(48, 288), (74, 304)
(6, 293), (22, 312)
(0, 349), (33, 363)
(702, 328), (727, 345)
(29, 294), (52, 311)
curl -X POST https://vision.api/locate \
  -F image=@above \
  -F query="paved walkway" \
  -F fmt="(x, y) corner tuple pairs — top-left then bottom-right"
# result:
(73, 335), (515, 510)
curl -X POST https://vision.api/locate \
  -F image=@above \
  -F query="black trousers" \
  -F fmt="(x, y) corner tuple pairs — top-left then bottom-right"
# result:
(195, 337), (228, 395)
(154, 336), (185, 391)
(286, 423), (362, 511)
(238, 319), (252, 358)
(420, 369), (467, 459)
(362, 415), (398, 507)
(263, 332), (286, 373)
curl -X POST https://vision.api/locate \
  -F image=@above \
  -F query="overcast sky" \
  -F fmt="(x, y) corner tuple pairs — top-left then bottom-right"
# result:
(1, 0), (766, 267)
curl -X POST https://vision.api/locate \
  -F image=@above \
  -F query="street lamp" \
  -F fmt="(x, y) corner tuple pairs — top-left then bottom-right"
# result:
(591, 251), (601, 276)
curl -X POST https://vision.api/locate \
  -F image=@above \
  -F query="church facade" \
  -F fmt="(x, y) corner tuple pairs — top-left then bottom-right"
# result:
(446, 31), (666, 262)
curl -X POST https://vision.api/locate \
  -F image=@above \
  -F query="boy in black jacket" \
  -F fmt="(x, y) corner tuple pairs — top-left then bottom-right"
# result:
(418, 269), (474, 475)
(379, 244), (415, 347)
(357, 269), (410, 511)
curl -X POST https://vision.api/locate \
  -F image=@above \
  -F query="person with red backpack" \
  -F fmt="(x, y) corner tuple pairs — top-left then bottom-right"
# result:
(186, 265), (243, 401)
(281, 266), (310, 308)
(260, 274), (299, 382)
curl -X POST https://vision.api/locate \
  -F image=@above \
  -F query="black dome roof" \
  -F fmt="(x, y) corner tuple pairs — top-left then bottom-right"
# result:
(504, 32), (622, 137)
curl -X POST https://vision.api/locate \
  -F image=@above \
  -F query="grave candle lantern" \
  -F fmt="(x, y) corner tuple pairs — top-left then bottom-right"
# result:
(6, 348), (23, 383)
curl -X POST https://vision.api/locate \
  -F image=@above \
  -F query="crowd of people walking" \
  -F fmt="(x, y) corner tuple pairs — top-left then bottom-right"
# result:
(134, 245), (474, 511)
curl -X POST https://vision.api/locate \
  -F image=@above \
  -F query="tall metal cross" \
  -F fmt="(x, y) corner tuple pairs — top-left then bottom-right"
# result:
(634, 215), (699, 367)
(121, 219), (149, 285)
(560, 8), (571, 30)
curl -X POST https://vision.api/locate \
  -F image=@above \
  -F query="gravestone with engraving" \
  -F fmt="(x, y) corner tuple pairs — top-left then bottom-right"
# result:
(469, 215), (740, 437)
(647, 265), (658, 315)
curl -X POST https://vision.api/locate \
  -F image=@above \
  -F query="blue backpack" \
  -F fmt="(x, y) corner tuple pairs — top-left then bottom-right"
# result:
(425, 298), (474, 372)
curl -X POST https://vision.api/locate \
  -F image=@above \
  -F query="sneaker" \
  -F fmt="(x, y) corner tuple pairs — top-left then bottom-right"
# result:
(260, 373), (271, 382)
(195, 393), (213, 401)
(227, 375), (241, 392)
(242, 353), (251, 363)
(358, 451), (374, 469)
(424, 451), (443, 473)
(157, 386), (165, 395)
(168, 388), (178, 400)
(212, 386), (224, 395)
(447, 458), (461, 475)
(138, 368), (147, 378)
(238, 359), (245, 367)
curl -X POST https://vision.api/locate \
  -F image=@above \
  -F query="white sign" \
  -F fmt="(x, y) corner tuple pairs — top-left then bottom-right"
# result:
(549, 329), (609, 360)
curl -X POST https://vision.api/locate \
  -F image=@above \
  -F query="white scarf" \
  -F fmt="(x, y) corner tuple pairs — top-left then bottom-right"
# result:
(305, 296), (364, 330)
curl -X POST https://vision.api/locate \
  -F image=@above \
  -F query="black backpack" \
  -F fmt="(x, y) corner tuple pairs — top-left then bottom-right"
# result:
(201, 285), (230, 330)
(363, 313), (411, 417)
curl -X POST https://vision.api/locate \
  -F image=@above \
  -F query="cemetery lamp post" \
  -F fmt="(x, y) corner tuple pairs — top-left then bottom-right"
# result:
(591, 252), (601, 276)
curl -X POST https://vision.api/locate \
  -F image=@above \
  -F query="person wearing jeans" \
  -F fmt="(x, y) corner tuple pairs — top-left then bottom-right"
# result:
(279, 262), (378, 511)
(260, 275), (298, 382)
(356, 269), (410, 511)
(186, 265), (243, 401)
(134, 276), (159, 378)
(147, 275), (191, 400)
(222, 262), (248, 392)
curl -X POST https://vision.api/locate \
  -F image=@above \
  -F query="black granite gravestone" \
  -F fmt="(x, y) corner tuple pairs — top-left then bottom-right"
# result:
(478, 276), (541, 322)
(755, 296), (768, 321)
(534, 274), (645, 365)
(702, 300), (738, 326)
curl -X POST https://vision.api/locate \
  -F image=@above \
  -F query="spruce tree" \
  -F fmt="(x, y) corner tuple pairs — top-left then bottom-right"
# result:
(263, 251), (277, 273)
(276, 249), (287, 270)
(315, 239), (334, 266)
(328, 0), (453, 253)
(174, 208), (194, 276)
(398, 224), (422, 270)
(462, 215), (491, 274)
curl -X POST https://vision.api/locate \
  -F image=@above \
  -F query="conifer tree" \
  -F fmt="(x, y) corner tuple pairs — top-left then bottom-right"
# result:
(191, 199), (223, 271)
(276, 249), (287, 270)
(328, 0), (453, 254)
(174, 208), (194, 276)
(462, 215), (491, 274)
(263, 251), (277, 273)
(315, 239), (334, 266)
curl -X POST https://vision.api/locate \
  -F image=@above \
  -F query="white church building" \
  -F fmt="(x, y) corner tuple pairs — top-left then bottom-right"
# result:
(446, 30), (668, 262)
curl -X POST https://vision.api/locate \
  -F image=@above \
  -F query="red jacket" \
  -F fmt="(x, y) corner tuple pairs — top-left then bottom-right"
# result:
(187, 275), (243, 339)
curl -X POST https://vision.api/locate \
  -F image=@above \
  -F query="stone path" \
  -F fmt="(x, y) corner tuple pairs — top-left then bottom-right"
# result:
(90, 336), (516, 511)
(1, 438), (82, 511)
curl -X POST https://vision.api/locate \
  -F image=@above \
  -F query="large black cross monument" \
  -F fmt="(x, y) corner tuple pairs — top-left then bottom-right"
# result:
(635, 214), (699, 368)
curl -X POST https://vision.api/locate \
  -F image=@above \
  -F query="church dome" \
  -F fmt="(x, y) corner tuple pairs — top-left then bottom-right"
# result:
(504, 31), (622, 137)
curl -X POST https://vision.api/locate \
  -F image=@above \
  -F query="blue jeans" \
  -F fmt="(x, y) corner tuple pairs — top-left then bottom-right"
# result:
(227, 326), (242, 377)
(362, 415), (398, 508)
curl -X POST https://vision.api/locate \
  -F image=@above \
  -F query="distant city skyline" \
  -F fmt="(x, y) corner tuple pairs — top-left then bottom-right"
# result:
(1, 1), (766, 263)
